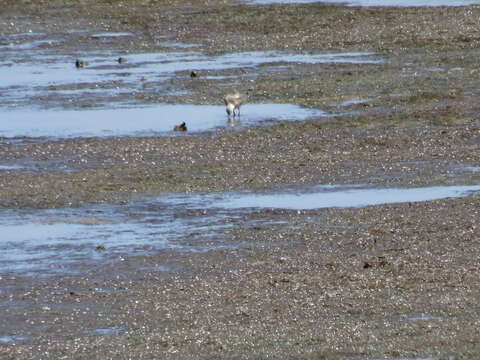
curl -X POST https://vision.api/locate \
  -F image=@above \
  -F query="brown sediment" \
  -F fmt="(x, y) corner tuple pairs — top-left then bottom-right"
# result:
(0, 0), (479, 358)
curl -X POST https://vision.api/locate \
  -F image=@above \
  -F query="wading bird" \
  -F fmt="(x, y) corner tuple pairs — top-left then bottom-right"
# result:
(223, 90), (251, 118)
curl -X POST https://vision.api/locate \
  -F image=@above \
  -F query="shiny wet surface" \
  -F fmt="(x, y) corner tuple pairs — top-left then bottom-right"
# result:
(0, 2), (479, 357)
(0, 30), (382, 110)
(247, 0), (480, 6)
(0, 103), (328, 139)
(0, 201), (235, 277)
(207, 184), (480, 209)
(0, 30), (381, 137)
(0, 335), (31, 344)
(1, 184), (478, 277)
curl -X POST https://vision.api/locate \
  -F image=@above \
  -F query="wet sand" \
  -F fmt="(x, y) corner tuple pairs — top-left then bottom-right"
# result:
(0, 0), (480, 359)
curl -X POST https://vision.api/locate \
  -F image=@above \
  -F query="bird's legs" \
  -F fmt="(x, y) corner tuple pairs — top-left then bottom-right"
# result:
(233, 107), (240, 118)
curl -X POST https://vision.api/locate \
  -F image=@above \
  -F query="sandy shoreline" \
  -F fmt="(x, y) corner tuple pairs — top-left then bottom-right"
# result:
(1, 0), (480, 358)
(1, 194), (479, 359)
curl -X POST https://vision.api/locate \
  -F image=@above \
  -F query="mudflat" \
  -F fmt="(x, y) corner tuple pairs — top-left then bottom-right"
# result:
(0, 0), (479, 359)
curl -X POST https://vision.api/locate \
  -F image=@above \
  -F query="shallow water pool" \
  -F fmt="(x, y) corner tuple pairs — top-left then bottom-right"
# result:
(0, 103), (327, 138)
(0, 184), (478, 277)
(247, 0), (480, 6)
(0, 34), (382, 110)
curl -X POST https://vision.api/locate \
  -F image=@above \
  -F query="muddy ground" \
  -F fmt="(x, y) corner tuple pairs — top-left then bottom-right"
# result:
(0, 0), (479, 359)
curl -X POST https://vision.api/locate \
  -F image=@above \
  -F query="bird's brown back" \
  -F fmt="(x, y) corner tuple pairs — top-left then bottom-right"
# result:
(224, 91), (247, 106)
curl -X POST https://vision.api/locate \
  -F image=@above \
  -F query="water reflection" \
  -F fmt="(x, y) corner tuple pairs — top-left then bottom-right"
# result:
(88, 328), (126, 336)
(0, 30), (382, 110)
(0, 184), (478, 277)
(0, 103), (327, 138)
(247, 0), (480, 6)
(0, 335), (30, 343)
(207, 184), (480, 210)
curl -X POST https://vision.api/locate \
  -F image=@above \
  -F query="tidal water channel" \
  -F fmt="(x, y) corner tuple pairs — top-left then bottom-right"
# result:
(0, 104), (327, 138)
(247, 0), (480, 6)
(1, 30), (478, 283)
(1, 184), (478, 278)
(0, 1), (479, 357)
(0, 30), (385, 137)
